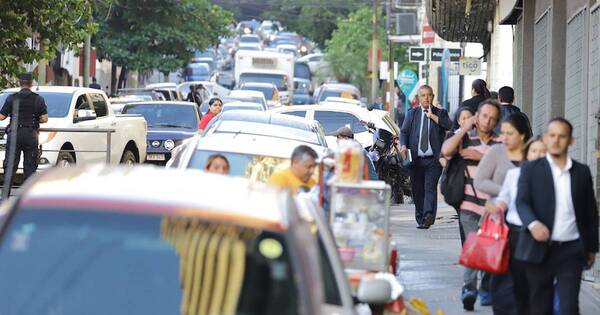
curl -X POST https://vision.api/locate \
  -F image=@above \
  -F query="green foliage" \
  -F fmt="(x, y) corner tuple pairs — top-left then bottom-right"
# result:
(325, 6), (387, 93)
(94, 0), (232, 74)
(263, 0), (367, 47)
(0, 0), (93, 88)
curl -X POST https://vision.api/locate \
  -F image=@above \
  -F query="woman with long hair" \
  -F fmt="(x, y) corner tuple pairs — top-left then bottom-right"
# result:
(462, 79), (492, 113)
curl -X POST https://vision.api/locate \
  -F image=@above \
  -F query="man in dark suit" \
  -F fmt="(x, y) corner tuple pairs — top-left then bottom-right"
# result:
(516, 117), (598, 315)
(400, 85), (452, 228)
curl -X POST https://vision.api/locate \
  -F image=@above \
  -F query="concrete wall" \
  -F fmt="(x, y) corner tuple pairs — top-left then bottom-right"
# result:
(487, 5), (514, 92)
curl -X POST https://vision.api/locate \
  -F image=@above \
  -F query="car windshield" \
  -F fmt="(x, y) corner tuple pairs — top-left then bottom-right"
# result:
(319, 90), (358, 102)
(187, 65), (209, 76)
(0, 208), (300, 315)
(0, 91), (72, 118)
(239, 73), (286, 91)
(294, 63), (311, 80)
(122, 104), (198, 129)
(241, 86), (274, 100)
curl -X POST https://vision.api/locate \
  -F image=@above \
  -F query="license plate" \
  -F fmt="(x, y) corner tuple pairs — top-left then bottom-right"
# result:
(147, 154), (165, 161)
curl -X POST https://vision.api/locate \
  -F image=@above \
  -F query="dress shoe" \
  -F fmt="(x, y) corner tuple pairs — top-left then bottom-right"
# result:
(416, 224), (429, 229)
(423, 214), (435, 228)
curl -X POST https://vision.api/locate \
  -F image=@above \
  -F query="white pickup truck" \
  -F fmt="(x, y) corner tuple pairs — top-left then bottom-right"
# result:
(0, 86), (147, 172)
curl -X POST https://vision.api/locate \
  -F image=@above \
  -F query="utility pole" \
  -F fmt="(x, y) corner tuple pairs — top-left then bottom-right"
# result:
(386, 0), (395, 119)
(37, 40), (47, 85)
(83, 27), (91, 87)
(370, 0), (379, 103)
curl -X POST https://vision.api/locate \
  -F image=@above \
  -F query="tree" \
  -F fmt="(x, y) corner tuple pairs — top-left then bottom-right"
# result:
(93, 0), (232, 87)
(0, 0), (93, 88)
(325, 6), (387, 94)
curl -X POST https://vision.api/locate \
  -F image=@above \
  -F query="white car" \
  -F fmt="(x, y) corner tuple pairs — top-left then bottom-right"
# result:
(239, 82), (281, 108)
(321, 97), (362, 107)
(228, 90), (268, 111)
(0, 86), (148, 171)
(297, 53), (326, 74)
(222, 101), (265, 112)
(271, 103), (400, 149)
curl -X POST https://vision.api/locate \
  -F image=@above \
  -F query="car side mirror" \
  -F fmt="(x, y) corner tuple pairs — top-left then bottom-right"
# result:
(357, 278), (392, 304)
(74, 109), (97, 123)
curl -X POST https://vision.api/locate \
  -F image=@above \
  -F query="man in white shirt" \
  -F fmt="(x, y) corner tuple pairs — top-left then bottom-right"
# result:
(516, 118), (598, 315)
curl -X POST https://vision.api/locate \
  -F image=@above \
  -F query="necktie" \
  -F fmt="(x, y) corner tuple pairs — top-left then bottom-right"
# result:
(420, 110), (429, 153)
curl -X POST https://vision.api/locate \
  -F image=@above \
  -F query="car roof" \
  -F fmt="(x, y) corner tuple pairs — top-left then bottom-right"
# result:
(210, 120), (321, 145)
(124, 101), (197, 107)
(320, 83), (360, 92)
(223, 101), (263, 108)
(195, 133), (329, 159)
(218, 110), (318, 130)
(322, 97), (361, 105)
(146, 82), (177, 89)
(229, 90), (265, 98)
(18, 165), (290, 231)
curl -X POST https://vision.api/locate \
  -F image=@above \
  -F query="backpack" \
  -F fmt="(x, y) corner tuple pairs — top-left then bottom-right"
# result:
(441, 154), (467, 209)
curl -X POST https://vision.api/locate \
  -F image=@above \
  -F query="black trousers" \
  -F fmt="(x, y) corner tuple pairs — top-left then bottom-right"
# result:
(409, 156), (442, 225)
(490, 227), (523, 315)
(3, 128), (39, 182)
(525, 239), (586, 315)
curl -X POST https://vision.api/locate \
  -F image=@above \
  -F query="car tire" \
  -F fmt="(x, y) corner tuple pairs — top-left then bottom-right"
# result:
(120, 150), (137, 165)
(56, 151), (75, 167)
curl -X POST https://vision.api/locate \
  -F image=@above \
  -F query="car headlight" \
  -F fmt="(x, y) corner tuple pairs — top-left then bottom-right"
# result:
(164, 139), (175, 151)
(151, 140), (161, 148)
(300, 46), (307, 53)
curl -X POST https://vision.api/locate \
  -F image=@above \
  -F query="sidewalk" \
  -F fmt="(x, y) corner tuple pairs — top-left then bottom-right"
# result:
(390, 202), (600, 315)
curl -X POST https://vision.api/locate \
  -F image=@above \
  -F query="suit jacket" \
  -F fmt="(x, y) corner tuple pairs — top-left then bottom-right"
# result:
(400, 106), (452, 163)
(516, 158), (599, 255)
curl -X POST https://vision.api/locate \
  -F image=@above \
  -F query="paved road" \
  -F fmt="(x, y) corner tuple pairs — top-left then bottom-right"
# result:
(390, 202), (600, 315)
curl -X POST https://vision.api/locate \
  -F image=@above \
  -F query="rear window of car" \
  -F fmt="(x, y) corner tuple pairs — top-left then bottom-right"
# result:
(294, 63), (311, 80)
(241, 86), (274, 100)
(0, 208), (301, 315)
(0, 91), (72, 118)
(313, 111), (367, 135)
(280, 111), (306, 118)
(122, 104), (198, 130)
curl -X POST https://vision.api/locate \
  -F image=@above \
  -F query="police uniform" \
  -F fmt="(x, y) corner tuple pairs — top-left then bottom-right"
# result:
(1, 77), (48, 181)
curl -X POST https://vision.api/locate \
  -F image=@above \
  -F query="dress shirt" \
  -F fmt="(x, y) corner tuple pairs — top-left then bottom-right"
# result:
(528, 154), (579, 241)
(417, 107), (433, 157)
(496, 168), (522, 226)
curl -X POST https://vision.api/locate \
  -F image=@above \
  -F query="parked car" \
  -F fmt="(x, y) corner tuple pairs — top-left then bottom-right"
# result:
(239, 82), (281, 108)
(228, 90), (268, 110)
(121, 101), (200, 165)
(183, 63), (211, 82)
(0, 164), (357, 315)
(315, 83), (361, 104)
(0, 87), (147, 171)
(202, 110), (328, 148)
(222, 101), (265, 112)
(271, 103), (399, 149)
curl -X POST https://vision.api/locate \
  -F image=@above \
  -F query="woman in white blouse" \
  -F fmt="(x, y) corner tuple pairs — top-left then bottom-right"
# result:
(489, 136), (546, 314)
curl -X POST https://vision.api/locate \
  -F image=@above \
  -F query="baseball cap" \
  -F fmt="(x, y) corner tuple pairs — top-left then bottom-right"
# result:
(333, 126), (354, 139)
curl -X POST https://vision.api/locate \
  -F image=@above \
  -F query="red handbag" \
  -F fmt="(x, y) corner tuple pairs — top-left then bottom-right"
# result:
(459, 210), (510, 273)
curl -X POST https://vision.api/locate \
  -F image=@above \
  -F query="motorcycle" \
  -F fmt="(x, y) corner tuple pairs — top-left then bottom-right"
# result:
(366, 123), (412, 204)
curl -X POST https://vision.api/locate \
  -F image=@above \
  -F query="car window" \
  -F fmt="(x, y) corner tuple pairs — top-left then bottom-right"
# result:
(122, 104), (198, 130)
(75, 95), (91, 111)
(0, 208), (301, 315)
(294, 63), (311, 80)
(280, 111), (306, 118)
(313, 111), (367, 135)
(90, 94), (109, 117)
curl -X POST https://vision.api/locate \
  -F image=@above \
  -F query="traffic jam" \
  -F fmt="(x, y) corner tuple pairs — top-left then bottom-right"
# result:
(0, 20), (411, 315)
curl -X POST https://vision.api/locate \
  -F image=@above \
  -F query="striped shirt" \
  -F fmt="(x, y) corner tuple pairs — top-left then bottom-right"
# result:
(459, 129), (500, 216)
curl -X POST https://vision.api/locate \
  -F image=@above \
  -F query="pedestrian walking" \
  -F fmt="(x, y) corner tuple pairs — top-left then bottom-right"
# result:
(516, 118), (598, 315)
(439, 106), (475, 169)
(494, 86), (531, 135)
(0, 73), (48, 193)
(474, 113), (532, 314)
(441, 99), (501, 311)
(488, 136), (547, 314)
(186, 85), (202, 108)
(461, 79), (491, 113)
(89, 77), (101, 90)
(399, 85), (452, 229)
(198, 97), (222, 132)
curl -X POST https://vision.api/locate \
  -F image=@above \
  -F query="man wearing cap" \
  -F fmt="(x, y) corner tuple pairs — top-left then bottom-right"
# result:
(0, 73), (48, 184)
(333, 125), (378, 180)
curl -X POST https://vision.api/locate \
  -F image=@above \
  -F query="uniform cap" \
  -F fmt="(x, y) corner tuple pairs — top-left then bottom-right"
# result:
(18, 73), (33, 82)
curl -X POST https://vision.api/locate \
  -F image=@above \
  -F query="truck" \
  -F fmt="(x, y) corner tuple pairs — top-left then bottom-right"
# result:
(0, 86), (147, 175)
(234, 50), (294, 105)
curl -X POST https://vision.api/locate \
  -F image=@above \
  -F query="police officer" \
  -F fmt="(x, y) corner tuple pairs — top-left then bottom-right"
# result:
(0, 73), (48, 183)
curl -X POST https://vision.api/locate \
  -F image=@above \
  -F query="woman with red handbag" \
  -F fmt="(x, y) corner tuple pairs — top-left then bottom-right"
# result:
(472, 113), (532, 314)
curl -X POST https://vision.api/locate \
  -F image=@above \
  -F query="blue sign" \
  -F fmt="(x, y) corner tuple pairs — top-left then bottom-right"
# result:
(397, 69), (418, 112)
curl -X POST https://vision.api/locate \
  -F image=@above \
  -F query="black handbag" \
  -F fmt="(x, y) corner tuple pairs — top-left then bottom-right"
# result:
(441, 155), (467, 209)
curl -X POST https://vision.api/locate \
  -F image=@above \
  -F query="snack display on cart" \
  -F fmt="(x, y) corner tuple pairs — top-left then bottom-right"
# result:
(335, 139), (364, 183)
(330, 180), (391, 271)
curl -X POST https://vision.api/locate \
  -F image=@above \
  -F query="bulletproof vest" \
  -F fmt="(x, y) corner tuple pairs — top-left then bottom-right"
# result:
(14, 90), (38, 128)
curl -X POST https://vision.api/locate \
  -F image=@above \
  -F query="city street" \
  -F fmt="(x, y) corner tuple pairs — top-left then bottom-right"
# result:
(392, 202), (600, 314)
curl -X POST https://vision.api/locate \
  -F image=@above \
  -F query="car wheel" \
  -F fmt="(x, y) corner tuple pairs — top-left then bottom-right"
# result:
(56, 151), (75, 167)
(120, 150), (137, 165)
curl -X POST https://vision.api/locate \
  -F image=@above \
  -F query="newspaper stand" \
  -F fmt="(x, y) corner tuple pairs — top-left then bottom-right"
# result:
(329, 180), (391, 272)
